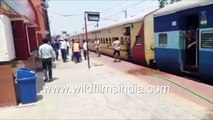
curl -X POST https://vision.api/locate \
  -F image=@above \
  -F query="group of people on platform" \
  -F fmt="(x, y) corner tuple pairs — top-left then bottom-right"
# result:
(50, 36), (83, 62)
(51, 36), (70, 62)
(38, 36), (122, 82)
(38, 37), (88, 82)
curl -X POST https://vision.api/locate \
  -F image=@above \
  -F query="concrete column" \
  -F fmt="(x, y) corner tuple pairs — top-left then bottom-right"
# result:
(0, 15), (18, 107)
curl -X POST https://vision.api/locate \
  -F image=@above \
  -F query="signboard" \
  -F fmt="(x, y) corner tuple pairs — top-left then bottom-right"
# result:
(200, 11), (207, 25)
(172, 21), (177, 26)
(87, 12), (100, 21)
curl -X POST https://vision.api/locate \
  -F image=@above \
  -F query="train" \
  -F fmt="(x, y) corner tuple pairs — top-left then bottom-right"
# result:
(70, 0), (213, 82)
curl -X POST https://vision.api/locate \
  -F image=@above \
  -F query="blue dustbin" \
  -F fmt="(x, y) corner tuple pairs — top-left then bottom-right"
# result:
(16, 68), (37, 104)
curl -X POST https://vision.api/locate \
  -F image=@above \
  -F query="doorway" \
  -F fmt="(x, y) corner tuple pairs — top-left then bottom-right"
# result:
(181, 14), (199, 72)
(124, 26), (131, 59)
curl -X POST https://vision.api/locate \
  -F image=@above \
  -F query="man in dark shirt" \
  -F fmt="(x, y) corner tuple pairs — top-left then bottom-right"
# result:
(185, 26), (196, 66)
(52, 37), (60, 61)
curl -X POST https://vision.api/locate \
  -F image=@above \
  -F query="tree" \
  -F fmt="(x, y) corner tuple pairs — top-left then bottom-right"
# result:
(159, 0), (181, 8)
(170, 0), (181, 4)
(158, 0), (168, 8)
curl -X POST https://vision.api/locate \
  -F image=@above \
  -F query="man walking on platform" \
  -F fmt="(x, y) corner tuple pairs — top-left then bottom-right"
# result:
(39, 38), (55, 82)
(52, 37), (60, 61)
(83, 40), (88, 60)
(112, 39), (121, 62)
(60, 39), (68, 62)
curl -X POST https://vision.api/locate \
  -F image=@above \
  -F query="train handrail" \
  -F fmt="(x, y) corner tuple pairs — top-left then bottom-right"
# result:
(196, 28), (199, 67)
(179, 30), (185, 72)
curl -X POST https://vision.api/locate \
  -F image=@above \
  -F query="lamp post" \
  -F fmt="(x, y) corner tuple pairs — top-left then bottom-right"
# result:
(84, 12), (90, 69)
(123, 10), (127, 19)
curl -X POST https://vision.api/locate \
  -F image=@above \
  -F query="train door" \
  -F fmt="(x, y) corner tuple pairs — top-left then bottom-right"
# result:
(179, 14), (199, 73)
(124, 26), (131, 59)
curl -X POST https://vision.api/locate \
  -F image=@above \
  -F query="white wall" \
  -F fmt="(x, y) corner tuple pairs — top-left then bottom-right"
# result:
(0, 15), (16, 62)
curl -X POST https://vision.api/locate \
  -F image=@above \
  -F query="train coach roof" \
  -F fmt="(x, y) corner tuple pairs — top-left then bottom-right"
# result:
(89, 9), (158, 33)
(89, 15), (144, 33)
(154, 0), (213, 17)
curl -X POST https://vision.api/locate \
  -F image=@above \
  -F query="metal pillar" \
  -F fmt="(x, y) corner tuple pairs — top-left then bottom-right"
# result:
(84, 12), (90, 69)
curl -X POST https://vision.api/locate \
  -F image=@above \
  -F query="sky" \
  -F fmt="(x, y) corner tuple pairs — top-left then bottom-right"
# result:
(47, 0), (159, 36)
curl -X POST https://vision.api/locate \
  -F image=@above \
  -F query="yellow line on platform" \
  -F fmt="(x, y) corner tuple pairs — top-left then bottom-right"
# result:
(148, 73), (213, 105)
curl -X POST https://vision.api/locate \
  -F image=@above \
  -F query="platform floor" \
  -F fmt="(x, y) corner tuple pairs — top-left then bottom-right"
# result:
(0, 53), (212, 119)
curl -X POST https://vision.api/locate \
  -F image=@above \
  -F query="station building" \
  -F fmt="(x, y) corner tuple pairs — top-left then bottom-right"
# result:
(0, 0), (50, 107)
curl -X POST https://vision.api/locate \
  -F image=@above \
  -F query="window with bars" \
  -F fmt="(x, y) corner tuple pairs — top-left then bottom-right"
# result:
(159, 33), (167, 47)
(112, 37), (119, 41)
(106, 38), (108, 44)
(108, 38), (111, 44)
(201, 30), (213, 49)
(135, 36), (142, 45)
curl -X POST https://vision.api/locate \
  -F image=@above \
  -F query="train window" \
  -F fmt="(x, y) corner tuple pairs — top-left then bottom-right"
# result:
(102, 38), (104, 44)
(201, 30), (213, 49)
(108, 38), (111, 44)
(106, 38), (108, 44)
(101, 39), (105, 44)
(113, 37), (119, 41)
(117, 37), (119, 40)
(135, 36), (142, 45)
(112, 37), (115, 41)
(159, 34), (167, 47)
(120, 36), (124, 45)
(120, 40), (124, 45)
(124, 27), (131, 36)
(99, 38), (101, 44)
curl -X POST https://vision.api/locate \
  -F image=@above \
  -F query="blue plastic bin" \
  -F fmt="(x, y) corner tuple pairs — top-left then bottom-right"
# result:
(16, 68), (37, 104)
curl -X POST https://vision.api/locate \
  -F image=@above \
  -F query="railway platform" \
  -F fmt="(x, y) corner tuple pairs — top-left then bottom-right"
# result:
(0, 52), (212, 119)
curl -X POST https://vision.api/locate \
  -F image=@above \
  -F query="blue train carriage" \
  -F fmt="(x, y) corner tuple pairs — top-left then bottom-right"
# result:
(154, 0), (213, 81)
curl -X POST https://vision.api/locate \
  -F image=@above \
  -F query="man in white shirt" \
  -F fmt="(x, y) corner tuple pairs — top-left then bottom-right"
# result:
(39, 38), (55, 82)
(112, 39), (121, 62)
(83, 40), (88, 60)
(60, 39), (67, 62)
